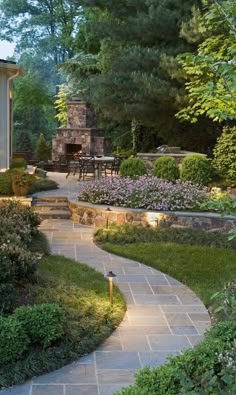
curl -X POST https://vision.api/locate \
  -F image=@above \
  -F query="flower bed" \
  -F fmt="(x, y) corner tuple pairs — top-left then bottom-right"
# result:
(78, 176), (208, 211)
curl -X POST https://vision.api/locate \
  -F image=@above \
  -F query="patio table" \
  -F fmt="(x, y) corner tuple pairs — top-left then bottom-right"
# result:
(69, 156), (115, 179)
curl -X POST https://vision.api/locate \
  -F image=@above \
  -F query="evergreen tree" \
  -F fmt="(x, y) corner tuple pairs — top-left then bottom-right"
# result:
(62, 0), (205, 150)
(35, 133), (51, 161)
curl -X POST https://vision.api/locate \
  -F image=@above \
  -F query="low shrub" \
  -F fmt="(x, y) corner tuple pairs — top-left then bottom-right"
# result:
(0, 284), (17, 314)
(115, 321), (236, 395)
(94, 224), (236, 249)
(0, 243), (41, 281)
(120, 158), (147, 178)
(152, 157), (180, 181)
(0, 316), (30, 365)
(210, 280), (236, 321)
(10, 158), (27, 169)
(213, 126), (236, 180)
(0, 201), (40, 236)
(0, 171), (13, 195)
(78, 176), (207, 211)
(181, 154), (212, 185)
(28, 179), (58, 194)
(14, 304), (64, 348)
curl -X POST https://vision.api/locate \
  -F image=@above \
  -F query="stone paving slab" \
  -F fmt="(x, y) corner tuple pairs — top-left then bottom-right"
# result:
(0, 219), (211, 395)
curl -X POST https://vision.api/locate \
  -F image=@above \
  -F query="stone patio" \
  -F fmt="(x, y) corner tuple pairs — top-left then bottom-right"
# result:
(0, 217), (211, 395)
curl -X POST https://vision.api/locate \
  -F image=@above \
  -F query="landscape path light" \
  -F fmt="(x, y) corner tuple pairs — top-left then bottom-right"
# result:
(106, 271), (116, 305)
(105, 207), (111, 228)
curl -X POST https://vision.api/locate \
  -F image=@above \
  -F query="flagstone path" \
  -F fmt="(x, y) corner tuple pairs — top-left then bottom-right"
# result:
(1, 217), (211, 395)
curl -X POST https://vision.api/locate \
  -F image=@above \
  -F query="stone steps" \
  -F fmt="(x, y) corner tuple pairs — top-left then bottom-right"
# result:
(32, 197), (71, 219)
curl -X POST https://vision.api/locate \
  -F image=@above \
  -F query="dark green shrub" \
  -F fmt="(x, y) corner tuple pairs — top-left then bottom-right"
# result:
(28, 179), (58, 194)
(94, 224), (236, 249)
(0, 171), (13, 195)
(14, 304), (64, 348)
(0, 251), (15, 282)
(0, 201), (40, 236)
(152, 156), (180, 181)
(213, 126), (236, 180)
(35, 133), (51, 161)
(210, 280), (236, 321)
(0, 316), (30, 364)
(10, 158), (27, 169)
(120, 158), (147, 178)
(181, 154), (212, 185)
(0, 284), (17, 314)
(0, 244), (41, 281)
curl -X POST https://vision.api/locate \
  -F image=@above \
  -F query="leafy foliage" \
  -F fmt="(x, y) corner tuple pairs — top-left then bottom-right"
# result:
(14, 304), (64, 348)
(0, 316), (30, 365)
(120, 158), (147, 178)
(213, 126), (236, 180)
(177, 0), (236, 123)
(10, 158), (27, 169)
(35, 133), (51, 161)
(152, 156), (180, 181)
(0, 171), (14, 195)
(211, 281), (236, 321)
(181, 154), (212, 185)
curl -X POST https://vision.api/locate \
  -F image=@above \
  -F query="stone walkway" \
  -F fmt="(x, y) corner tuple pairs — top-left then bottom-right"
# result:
(1, 218), (211, 395)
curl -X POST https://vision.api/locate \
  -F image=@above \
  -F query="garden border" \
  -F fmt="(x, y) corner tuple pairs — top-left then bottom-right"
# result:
(69, 200), (236, 232)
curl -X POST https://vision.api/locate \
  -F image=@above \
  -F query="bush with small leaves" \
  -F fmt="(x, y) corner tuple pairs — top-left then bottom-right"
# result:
(10, 158), (27, 169)
(0, 284), (17, 314)
(0, 171), (13, 195)
(181, 154), (212, 185)
(210, 280), (236, 321)
(120, 158), (147, 178)
(152, 156), (180, 181)
(14, 304), (65, 348)
(0, 316), (30, 365)
(0, 243), (41, 281)
(0, 201), (40, 236)
(213, 126), (236, 180)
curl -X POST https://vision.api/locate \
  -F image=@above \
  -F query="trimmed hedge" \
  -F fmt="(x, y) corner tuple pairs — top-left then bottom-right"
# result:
(120, 157), (147, 178)
(181, 154), (212, 185)
(14, 304), (64, 348)
(152, 156), (180, 181)
(94, 224), (236, 250)
(0, 316), (30, 364)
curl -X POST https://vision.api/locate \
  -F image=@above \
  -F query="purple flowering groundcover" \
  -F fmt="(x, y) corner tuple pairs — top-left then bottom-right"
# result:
(78, 176), (208, 211)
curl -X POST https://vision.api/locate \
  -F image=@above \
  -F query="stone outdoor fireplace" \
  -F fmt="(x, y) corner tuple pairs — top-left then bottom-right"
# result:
(52, 99), (110, 161)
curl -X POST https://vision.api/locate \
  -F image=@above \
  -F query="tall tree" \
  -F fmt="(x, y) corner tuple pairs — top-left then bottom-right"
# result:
(63, 0), (212, 151)
(0, 0), (83, 64)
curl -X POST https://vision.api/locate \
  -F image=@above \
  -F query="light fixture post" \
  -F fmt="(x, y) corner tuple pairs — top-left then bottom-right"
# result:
(105, 207), (111, 228)
(106, 271), (116, 305)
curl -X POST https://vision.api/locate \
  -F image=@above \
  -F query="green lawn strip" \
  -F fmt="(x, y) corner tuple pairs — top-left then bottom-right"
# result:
(102, 242), (236, 306)
(0, 255), (126, 389)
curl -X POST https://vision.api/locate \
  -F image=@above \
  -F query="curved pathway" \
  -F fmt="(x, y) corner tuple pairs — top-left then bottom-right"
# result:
(1, 218), (211, 395)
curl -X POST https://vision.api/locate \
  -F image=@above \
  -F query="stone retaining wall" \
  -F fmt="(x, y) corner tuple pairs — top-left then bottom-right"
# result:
(69, 201), (236, 232)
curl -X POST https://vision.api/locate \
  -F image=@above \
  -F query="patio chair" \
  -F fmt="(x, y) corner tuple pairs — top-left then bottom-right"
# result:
(104, 157), (121, 176)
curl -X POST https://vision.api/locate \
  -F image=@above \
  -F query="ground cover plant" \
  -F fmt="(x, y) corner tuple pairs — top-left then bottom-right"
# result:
(78, 176), (208, 211)
(0, 201), (125, 388)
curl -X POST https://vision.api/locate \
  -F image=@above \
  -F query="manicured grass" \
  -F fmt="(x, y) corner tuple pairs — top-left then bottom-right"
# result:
(0, 253), (126, 388)
(102, 242), (236, 306)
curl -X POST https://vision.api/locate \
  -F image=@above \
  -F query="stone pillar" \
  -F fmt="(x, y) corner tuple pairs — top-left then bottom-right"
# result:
(67, 99), (97, 129)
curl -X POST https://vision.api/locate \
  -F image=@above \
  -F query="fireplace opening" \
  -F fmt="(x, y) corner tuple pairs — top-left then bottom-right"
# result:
(65, 144), (82, 156)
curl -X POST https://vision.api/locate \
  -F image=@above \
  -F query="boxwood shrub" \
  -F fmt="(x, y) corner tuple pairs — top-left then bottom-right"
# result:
(0, 316), (30, 365)
(14, 304), (64, 348)
(120, 157), (147, 178)
(152, 156), (180, 181)
(181, 154), (212, 185)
